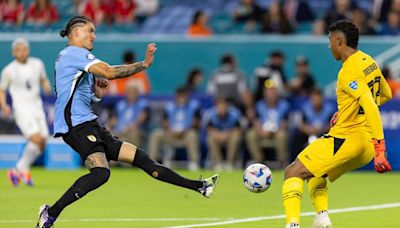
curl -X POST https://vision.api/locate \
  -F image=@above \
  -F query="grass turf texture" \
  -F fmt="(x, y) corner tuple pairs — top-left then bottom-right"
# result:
(0, 168), (399, 228)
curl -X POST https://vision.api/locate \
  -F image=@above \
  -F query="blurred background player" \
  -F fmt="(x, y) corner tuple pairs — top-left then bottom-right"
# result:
(0, 37), (51, 187)
(282, 20), (392, 228)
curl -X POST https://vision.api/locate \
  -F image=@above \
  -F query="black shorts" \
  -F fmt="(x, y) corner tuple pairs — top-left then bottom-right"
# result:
(62, 120), (123, 161)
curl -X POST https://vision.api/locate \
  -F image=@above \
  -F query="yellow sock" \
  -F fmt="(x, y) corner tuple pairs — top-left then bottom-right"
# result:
(282, 177), (303, 225)
(308, 177), (328, 213)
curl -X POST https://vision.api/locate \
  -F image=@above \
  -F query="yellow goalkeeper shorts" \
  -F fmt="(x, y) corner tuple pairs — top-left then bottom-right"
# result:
(298, 135), (374, 182)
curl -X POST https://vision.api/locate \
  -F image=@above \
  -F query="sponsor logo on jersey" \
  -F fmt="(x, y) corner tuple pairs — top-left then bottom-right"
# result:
(349, 81), (358, 90)
(87, 135), (97, 142)
(86, 53), (95, 60)
(363, 63), (378, 76)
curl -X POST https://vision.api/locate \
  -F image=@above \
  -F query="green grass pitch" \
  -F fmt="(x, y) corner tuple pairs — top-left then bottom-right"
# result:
(0, 168), (399, 227)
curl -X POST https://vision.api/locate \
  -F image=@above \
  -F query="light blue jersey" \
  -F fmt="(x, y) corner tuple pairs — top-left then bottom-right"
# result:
(114, 99), (149, 132)
(256, 99), (290, 129)
(53, 46), (101, 136)
(164, 99), (200, 132)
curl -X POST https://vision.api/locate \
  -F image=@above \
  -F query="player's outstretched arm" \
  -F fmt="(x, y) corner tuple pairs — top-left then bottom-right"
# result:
(359, 93), (392, 173)
(88, 43), (157, 80)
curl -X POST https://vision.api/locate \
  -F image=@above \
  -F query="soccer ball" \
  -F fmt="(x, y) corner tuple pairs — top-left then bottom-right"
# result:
(243, 163), (272, 193)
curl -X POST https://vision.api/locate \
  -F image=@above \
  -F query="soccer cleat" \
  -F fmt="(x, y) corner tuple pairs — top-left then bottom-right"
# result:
(21, 171), (34, 186)
(285, 223), (300, 228)
(311, 210), (332, 228)
(198, 174), (219, 198)
(7, 169), (20, 187)
(36, 204), (56, 228)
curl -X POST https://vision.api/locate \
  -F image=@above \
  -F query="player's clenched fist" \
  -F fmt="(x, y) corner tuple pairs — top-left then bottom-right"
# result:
(93, 77), (108, 99)
(95, 77), (108, 88)
(373, 139), (392, 173)
(144, 43), (157, 68)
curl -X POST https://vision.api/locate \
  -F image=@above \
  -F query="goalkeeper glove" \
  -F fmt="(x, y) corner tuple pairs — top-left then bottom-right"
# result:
(373, 139), (392, 173)
(330, 112), (338, 128)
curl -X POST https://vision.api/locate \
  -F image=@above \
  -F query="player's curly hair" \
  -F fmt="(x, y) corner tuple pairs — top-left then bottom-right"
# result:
(328, 20), (359, 49)
(60, 15), (91, 38)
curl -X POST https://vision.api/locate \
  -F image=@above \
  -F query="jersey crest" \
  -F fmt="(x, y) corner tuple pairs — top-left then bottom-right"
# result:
(349, 81), (358, 90)
(86, 53), (95, 60)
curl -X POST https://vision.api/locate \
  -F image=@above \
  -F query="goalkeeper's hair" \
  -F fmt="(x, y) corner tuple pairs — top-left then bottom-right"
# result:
(328, 20), (359, 49)
(60, 15), (91, 38)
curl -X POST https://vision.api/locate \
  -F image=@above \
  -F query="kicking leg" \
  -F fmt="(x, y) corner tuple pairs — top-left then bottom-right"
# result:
(37, 152), (110, 228)
(283, 158), (314, 227)
(119, 142), (219, 197)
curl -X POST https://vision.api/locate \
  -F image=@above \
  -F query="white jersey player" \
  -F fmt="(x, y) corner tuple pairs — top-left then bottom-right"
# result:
(0, 37), (51, 186)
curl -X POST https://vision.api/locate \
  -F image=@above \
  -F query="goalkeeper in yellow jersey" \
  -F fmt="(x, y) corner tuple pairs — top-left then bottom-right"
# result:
(282, 20), (392, 228)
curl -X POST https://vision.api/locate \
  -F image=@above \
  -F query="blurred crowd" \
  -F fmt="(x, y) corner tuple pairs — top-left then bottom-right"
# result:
(100, 50), (400, 170)
(3, 48), (399, 171)
(192, 0), (400, 36)
(0, 0), (158, 26)
(1, 0), (399, 171)
(1, 0), (399, 36)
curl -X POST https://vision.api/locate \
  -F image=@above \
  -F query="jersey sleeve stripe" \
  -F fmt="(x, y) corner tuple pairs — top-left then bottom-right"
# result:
(84, 59), (101, 72)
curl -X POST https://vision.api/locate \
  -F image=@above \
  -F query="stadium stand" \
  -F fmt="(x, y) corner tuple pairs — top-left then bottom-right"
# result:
(1, 0), (397, 34)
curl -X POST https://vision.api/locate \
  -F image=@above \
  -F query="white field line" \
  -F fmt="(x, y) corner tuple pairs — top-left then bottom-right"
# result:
(164, 202), (400, 228)
(0, 217), (227, 223)
(0, 202), (398, 225)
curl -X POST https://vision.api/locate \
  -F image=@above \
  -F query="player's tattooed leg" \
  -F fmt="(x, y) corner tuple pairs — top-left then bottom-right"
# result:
(85, 152), (109, 169)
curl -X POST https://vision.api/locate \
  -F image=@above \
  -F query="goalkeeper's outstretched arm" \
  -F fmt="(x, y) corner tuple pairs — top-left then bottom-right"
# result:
(379, 75), (392, 105)
(359, 92), (392, 173)
(359, 92), (384, 140)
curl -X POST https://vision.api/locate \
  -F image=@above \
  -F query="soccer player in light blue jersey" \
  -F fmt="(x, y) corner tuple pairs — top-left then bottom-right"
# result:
(36, 16), (219, 228)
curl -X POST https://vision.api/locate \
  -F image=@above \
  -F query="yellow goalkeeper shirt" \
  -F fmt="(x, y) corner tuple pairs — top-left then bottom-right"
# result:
(328, 50), (391, 139)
